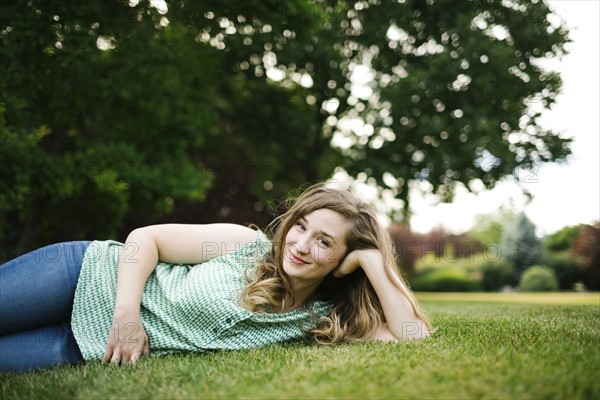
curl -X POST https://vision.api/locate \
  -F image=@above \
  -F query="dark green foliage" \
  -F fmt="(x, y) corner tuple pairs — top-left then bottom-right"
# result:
(0, 0), (220, 258)
(541, 251), (583, 290)
(519, 265), (559, 292)
(341, 0), (572, 212)
(480, 260), (517, 291)
(0, 0), (572, 258)
(544, 225), (582, 252)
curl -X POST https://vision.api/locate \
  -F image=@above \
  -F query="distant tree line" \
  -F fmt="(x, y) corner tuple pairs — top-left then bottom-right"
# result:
(390, 211), (599, 291)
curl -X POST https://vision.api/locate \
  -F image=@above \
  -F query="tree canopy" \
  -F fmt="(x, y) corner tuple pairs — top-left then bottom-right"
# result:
(0, 0), (571, 259)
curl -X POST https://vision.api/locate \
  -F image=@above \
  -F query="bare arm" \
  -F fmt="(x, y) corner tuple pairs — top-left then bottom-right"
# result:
(113, 223), (258, 316)
(334, 249), (430, 342)
(103, 223), (258, 365)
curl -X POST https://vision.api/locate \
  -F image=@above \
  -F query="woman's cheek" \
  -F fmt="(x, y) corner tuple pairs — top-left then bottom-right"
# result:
(322, 248), (340, 265)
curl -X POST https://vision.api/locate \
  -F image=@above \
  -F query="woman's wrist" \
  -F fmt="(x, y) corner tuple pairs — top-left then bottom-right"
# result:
(356, 249), (384, 276)
(113, 303), (140, 318)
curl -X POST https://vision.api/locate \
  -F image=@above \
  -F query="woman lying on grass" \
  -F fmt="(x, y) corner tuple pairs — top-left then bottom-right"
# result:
(0, 183), (432, 372)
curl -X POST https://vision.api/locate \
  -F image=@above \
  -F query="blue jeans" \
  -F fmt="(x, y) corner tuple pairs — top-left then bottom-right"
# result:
(0, 241), (92, 373)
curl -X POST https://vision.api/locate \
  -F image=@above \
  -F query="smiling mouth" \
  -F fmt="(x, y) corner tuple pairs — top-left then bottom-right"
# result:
(289, 252), (308, 264)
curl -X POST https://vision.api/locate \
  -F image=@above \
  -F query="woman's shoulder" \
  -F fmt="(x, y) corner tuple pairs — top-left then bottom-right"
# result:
(197, 228), (272, 274)
(228, 229), (271, 258)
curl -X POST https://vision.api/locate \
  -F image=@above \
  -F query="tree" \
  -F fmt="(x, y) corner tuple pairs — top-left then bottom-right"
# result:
(388, 224), (419, 277)
(337, 0), (572, 218)
(1, 0), (571, 260)
(541, 224), (583, 290)
(1, 0), (222, 258)
(468, 206), (517, 246)
(501, 212), (541, 278)
(543, 225), (582, 252)
(571, 223), (600, 291)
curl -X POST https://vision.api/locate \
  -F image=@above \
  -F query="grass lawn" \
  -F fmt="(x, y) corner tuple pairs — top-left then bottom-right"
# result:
(2, 293), (599, 399)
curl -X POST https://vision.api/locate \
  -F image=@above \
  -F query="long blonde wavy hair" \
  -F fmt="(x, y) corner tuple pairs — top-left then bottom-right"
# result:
(240, 182), (432, 343)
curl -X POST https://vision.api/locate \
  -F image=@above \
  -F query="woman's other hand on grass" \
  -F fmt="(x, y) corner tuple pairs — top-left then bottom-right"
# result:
(102, 312), (149, 365)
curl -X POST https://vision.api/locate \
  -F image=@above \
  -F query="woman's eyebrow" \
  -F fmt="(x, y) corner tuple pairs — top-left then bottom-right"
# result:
(299, 216), (337, 242)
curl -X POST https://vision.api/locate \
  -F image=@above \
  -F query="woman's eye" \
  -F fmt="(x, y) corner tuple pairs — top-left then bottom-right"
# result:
(318, 239), (331, 248)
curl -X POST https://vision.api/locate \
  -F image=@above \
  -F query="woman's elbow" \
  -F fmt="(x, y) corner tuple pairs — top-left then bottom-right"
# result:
(385, 320), (431, 342)
(370, 323), (400, 342)
(399, 319), (431, 341)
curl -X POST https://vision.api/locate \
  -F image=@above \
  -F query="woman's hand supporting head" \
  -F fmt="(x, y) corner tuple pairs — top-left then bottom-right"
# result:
(333, 249), (383, 278)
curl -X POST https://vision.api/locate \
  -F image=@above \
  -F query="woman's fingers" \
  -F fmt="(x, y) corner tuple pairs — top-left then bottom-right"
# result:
(126, 336), (148, 364)
(107, 346), (140, 365)
(110, 347), (122, 365)
(128, 350), (142, 364)
(334, 249), (384, 277)
(143, 338), (150, 356)
(102, 343), (114, 363)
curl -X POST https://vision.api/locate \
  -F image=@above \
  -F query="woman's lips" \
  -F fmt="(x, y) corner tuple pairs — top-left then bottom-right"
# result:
(289, 252), (308, 265)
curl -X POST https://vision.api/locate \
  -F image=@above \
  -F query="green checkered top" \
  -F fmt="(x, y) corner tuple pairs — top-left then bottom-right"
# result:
(70, 230), (333, 360)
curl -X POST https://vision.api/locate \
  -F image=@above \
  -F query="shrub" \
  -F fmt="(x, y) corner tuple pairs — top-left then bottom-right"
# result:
(480, 261), (517, 291)
(518, 266), (559, 292)
(541, 252), (582, 290)
(410, 268), (480, 292)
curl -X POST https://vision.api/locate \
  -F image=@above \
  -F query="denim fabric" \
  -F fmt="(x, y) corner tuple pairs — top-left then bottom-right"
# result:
(0, 241), (91, 372)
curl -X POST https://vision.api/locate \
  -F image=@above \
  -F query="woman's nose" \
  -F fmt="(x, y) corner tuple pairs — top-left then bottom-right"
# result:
(295, 236), (311, 254)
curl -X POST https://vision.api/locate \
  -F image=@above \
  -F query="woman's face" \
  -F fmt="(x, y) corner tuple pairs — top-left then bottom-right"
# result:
(283, 208), (352, 283)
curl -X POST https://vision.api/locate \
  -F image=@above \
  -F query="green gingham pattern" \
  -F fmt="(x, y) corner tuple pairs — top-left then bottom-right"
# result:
(71, 230), (333, 361)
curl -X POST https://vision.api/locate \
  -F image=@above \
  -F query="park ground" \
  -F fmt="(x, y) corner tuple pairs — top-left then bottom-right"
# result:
(1, 292), (599, 399)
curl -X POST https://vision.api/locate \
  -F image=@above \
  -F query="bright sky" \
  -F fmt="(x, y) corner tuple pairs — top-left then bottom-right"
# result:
(408, 0), (600, 236)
